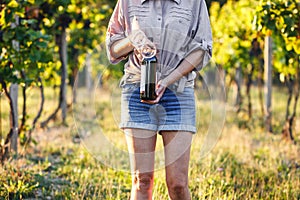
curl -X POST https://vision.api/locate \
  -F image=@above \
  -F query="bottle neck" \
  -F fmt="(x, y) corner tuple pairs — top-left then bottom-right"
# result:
(143, 56), (157, 63)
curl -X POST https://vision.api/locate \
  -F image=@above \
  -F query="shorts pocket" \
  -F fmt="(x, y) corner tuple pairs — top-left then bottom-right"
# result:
(121, 83), (139, 94)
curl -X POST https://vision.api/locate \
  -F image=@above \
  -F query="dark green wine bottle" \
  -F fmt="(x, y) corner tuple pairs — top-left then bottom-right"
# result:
(140, 56), (157, 100)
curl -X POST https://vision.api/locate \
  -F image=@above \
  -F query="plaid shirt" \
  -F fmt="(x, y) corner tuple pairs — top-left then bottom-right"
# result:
(106, 0), (212, 87)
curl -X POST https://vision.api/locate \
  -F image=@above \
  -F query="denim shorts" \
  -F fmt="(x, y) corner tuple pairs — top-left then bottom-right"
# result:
(120, 83), (196, 133)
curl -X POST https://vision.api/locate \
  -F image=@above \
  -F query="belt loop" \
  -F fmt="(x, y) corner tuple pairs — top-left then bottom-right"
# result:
(119, 74), (130, 87)
(177, 76), (187, 93)
(119, 76), (125, 87)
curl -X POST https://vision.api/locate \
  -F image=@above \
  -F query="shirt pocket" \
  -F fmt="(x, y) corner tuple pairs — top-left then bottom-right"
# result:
(128, 5), (150, 32)
(165, 7), (193, 36)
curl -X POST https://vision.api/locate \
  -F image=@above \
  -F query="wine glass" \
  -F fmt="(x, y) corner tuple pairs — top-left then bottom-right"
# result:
(140, 39), (157, 59)
(130, 30), (147, 49)
(131, 30), (157, 59)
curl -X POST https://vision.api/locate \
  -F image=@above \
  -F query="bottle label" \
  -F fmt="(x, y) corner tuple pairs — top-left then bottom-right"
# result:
(140, 64), (146, 93)
(140, 56), (157, 100)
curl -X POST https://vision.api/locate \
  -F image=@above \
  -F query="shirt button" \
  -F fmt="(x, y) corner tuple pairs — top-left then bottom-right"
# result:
(158, 17), (161, 21)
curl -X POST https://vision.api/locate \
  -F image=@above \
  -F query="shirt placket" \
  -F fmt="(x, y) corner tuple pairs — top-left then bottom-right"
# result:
(154, 0), (163, 78)
(154, 1), (162, 45)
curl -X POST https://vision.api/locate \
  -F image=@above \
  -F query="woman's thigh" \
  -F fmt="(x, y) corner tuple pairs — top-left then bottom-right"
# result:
(124, 128), (157, 173)
(161, 131), (193, 184)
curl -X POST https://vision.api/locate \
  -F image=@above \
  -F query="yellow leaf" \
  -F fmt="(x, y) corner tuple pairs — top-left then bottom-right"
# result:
(293, 39), (300, 54)
(77, 22), (84, 29)
(8, 0), (18, 8)
(286, 43), (293, 51)
(15, 11), (25, 18)
(43, 18), (52, 27)
(266, 29), (272, 36)
(0, 139), (4, 146)
(58, 6), (64, 12)
(90, 23), (95, 28)
(27, 41), (32, 47)
(279, 73), (285, 83)
(67, 4), (76, 13)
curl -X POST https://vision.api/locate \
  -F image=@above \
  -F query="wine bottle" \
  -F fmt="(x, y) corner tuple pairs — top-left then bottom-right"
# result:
(140, 56), (157, 100)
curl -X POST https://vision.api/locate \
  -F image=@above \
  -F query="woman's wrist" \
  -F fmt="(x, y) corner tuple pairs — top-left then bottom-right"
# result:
(159, 78), (169, 88)
(160, 51), (203, 87)
(160, 69), (184, 88)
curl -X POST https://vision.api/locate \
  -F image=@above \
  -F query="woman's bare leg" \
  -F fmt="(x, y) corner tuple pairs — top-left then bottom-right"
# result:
(125, 128), (157, 200)
(161, 131), (193, 200)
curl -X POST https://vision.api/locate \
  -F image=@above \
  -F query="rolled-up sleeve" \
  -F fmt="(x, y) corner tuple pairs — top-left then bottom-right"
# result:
(187, 0), (213, 71)
(106, 0), (127, 64)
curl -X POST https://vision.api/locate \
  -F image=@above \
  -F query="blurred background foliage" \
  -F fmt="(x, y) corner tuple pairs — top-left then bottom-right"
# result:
(0, 0), (299, 161)
(0, 0), (299, 199)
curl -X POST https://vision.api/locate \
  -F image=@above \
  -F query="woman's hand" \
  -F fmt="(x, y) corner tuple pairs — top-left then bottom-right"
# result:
(141, 49), (205, 104)
(141, 80), (167, 104)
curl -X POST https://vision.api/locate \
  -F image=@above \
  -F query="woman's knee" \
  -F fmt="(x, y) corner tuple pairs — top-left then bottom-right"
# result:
(133, 172), (154, 191)
(166, 176), (188, 195)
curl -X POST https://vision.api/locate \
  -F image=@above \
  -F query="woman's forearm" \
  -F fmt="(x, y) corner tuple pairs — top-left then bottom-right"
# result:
(161, 49), (205, 87)
(110, 37), (134, 59)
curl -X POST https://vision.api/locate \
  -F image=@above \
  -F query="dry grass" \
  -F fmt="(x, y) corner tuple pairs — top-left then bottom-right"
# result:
(0, 84), (299, 199)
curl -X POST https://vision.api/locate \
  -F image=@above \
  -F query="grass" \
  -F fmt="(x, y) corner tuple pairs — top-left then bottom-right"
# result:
(0, 82), (299, 199)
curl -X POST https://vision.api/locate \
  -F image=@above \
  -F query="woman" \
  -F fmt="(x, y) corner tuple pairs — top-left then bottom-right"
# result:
(106, 0), (212, 199)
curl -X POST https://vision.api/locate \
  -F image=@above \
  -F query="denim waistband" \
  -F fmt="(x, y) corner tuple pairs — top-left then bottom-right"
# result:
(119, 71), (196, 93)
